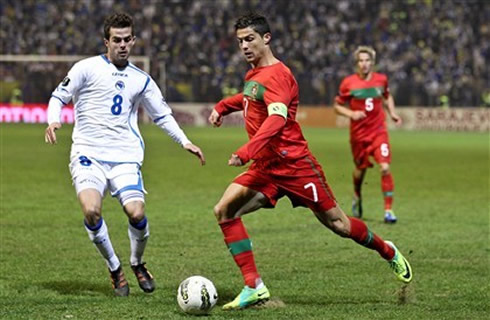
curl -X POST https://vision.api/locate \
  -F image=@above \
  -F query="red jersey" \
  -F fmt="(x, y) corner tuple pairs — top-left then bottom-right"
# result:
(215, 62), (309, 163)
(335, 72), (390, 142)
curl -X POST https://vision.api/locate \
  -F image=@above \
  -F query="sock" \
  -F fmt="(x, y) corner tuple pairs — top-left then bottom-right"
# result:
(348, 217), (395, 260)
(381, 173), (394, 211)
(128, 216), (150, 266)
(353, 173), (363, 198)
(219, 218), (261, 288)
(84, 218), (120, 271)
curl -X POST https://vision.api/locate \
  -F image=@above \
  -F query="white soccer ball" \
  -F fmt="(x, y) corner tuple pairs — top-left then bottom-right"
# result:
(177, 276), (218, 315)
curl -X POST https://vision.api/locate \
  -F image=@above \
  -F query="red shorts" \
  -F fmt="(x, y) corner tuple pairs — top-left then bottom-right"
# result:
(351, 132), (391, 170)
(233, 153), (337, 212)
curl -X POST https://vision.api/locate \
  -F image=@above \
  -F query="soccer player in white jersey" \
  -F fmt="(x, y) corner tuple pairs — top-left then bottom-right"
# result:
(44, 13), (205, 297)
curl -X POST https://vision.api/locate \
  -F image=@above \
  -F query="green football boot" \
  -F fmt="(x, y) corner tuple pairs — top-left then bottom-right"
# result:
(386, 241), (413, 283)
(223, 285), (270, 310)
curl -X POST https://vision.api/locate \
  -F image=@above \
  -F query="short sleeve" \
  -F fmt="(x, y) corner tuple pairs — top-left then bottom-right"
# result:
(335, 79), (351, 105)
(383, 75), (390, 99)
(264, 74), (293, 109)
(51, 61), (86, 104)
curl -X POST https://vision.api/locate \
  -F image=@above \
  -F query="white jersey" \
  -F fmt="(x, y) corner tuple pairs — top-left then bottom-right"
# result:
(48, 54), (190, 164)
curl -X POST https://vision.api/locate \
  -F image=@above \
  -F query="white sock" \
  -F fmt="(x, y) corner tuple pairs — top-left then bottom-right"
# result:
(128, 219), (150, 266)
(255, 278), (265, 289)
(85, 219), (120, 271)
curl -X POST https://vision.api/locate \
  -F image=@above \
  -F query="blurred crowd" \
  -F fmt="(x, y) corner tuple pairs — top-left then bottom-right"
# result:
(1, 0), (489, 106)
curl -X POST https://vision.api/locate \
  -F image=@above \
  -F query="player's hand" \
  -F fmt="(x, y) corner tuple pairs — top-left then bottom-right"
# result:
(351, 111), (367, 121)
(208, 109), (223, 127)
(184, 143), (206, 166)
(228, 154), (243, 167)
(45, 122), (61, 145)
(391, 113), (403, 126)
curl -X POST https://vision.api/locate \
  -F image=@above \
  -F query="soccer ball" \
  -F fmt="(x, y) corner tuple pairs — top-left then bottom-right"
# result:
(177, 276), (218, 315)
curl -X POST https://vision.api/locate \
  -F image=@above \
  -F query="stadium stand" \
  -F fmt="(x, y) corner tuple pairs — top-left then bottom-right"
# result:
(1, 0), (488, 106)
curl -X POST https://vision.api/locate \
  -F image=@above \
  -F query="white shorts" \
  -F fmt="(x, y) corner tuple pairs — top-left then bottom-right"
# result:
(69, 154), (147, 206)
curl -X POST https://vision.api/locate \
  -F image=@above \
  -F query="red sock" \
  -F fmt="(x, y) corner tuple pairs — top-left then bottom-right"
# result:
(348, 217), (395, 260)
(381, 173), (394, 210)
(353, 173), (363, 198)
(219, 218), (260, 288)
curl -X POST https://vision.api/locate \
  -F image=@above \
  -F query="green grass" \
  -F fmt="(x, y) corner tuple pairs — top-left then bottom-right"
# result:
(1, 124), (488, 319)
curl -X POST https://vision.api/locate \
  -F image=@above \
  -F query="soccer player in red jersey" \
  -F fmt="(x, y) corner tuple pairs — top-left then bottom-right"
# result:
(208, 14), (412, 310)
(334, 46), (402, 223)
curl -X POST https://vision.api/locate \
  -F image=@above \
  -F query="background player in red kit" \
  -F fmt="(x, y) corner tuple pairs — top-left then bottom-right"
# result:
(209, 14), (412, 310)
(334, 46), (402, 223)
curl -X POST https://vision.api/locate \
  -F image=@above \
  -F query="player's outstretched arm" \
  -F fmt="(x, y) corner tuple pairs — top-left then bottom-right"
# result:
(45, 122), (61, 145)
(152, 114), (206, 165)
(183, 143), (206, 166)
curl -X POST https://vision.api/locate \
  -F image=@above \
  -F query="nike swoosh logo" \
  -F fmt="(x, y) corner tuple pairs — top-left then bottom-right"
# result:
(257, 292), (267, 297)
(402, 260), (411, 280)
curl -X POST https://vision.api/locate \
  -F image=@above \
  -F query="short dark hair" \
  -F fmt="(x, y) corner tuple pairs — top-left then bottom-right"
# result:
(104, 13), (134, 40)
(234, 12), (271, 36)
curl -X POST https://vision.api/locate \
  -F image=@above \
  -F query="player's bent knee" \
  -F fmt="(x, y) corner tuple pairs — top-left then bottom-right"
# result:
(124, 201), (145, 223)
(78, 189), (102, 223)
(83, 207), (102, 226)
(213, 203), (233, 222)
(213, 204), (224, 221)
(380, 163), (390, 175)
(128, 211), (145, 224)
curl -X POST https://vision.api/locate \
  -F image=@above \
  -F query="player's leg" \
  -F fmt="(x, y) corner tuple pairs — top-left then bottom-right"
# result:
(122, 199), (155, 293)
(373, 135), (396, 223)
(71, 155), (128, 296)
(314, 206), (393, 258)
(78, 189), (129, 296)
(351, 141), (370, 218)
(214, 182), (270, 221)
(110, 163), (155, 293)
(284, 154), (411, 283)
(380, 162), (397, 223)
(79, 189), (121, 272)
(352, 167), (366, 218)
(214, 180), (272, 309)
(314, 207), (412, 282)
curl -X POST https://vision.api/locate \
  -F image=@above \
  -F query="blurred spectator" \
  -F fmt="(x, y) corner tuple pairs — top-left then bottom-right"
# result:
(9, 87), (23, 105)
(0, 0), (488, 106)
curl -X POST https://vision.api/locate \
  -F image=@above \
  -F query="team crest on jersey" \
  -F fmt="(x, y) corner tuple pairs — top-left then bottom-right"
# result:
(243, 81), (265, 101)
(251, 84), (259, 97)
(115, 80), (125, 91)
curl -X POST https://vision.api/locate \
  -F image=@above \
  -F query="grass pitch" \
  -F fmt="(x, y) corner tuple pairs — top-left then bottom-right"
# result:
(0, 124), (488, 319)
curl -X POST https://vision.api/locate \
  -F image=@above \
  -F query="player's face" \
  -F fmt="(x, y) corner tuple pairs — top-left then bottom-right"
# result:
(105, 27), (135, 67)
(357, 52), (373, 77)
(236, 27), (270, 65)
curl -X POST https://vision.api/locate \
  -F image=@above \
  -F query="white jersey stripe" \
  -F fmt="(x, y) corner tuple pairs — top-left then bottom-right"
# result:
(139, 77), (150, 95)
(128, 103), (145, 151)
